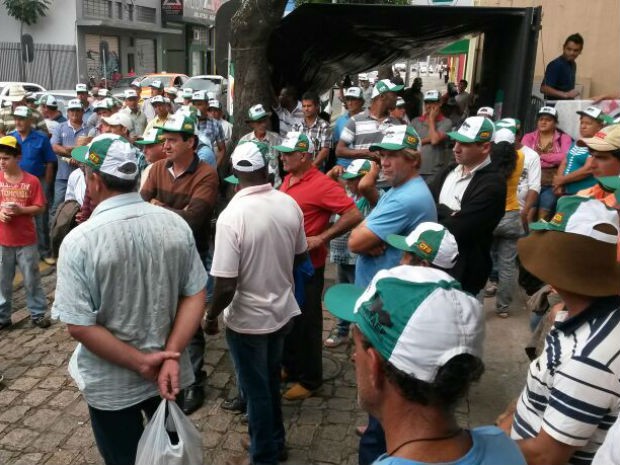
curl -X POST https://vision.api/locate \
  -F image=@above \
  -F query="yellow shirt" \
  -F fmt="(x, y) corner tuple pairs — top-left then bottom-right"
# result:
(506, 150), (525, 211)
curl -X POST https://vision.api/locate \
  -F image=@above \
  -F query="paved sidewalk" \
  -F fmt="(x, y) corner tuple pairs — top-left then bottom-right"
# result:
(0, 266), (531, 464)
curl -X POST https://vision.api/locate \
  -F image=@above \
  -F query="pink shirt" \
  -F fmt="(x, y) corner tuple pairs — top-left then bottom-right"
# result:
(521, 129), (572, 168)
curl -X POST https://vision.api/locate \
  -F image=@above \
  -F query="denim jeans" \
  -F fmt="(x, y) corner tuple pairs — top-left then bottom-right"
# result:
(492, 210), (524, 314)
(0, 244), (48, 323)
(335, 264), (355, 337)
(282, 266), (325, 390)
(226, 322), (291, 465)
(88, 395), (160, 465)
(35, 177), (52, 257)
(359, 415), (386, 465)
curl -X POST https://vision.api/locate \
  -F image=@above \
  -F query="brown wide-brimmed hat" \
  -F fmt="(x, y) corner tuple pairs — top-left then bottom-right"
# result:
(518, 196), (620, 297)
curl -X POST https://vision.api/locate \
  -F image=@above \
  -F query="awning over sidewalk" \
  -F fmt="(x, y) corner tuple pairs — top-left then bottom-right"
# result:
(437, 39), (470, 56)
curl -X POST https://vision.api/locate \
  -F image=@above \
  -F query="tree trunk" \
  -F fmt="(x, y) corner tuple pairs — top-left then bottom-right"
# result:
(229, 0), (287, 150)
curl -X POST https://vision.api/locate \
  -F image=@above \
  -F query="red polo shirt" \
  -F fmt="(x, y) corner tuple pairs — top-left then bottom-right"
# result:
(280, 167), (355, 268)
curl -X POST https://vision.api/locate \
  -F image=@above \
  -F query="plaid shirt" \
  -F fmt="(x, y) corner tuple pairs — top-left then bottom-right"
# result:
(292, 116), (332, 158)
(329, 194), (378, 265)
(197, 118), (224, 147)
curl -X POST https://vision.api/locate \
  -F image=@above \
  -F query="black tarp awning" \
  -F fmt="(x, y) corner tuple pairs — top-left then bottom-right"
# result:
(267, 3), (541, 120)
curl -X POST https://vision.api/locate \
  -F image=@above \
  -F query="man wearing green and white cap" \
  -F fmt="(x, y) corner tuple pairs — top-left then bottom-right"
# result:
(412, 90), (453, 181)
(120, 89), (147, 138)
(336, 79), (403, 165)
(141, 79), (165, 122)
(141, 113), (219, 414)
(53, 133), (206, 465)
(278, 131), (363, 400)
(239, 103), (281, 187)
(387, 221), (458, 269)
(429, 116), (506, 295)
(333, 87), (365, 168)
(192, 91), (226, 166)
(0, 85), (48, 136)
(135, 128), (165, 189)
(347, 124), (437, 464)
(76, 83), (94, 122)
(143, 95), (173, 135)
(324, 265), (526, 465)
(497, 196), (620, 465)
(38, 94), (67, 124)
(206, 141), (307, 465)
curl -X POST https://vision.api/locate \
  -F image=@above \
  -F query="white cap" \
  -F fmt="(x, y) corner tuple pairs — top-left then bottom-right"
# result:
(102, 112), (133, 131)
(97, 88), (110, 98)
(181, 88), (193, 99)
(371, 79), (404, 99)
(76, 83), (88, 93)
(93, 100), (110, 111)
(38, 94), (58, 108)
(150, 95), (165, 104)
(358, 73), (369, 81)
(191, 90), (208, 101)
(493, 128), (516, 144)
(477, 106), (495, 118)
(387, 222), (459, 269)
(130, 78), (142, 88)
(12, 106), (31, 118)
(231, 141), (269, 172)
(246, 104), (270, 122)
(208, 99), (221, 109)
(395, 97), (406, 107)
(149, 80), (163, 89)
(66, 99), (84, 111)
(72, 134), (139, 181)
(423, 90), (440, 102)
(344, 87), (363, 99)
(164, 86), (178, 95)
(124, 89), (138, 99)
(538, 106), (558, 119)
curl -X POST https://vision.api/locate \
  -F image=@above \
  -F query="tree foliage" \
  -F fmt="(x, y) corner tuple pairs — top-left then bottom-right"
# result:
(2, 0), (51, 26)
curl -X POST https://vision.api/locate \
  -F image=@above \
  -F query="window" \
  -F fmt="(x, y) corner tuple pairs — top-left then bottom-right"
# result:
(127, 3), (134, 20)
(116, 2), (122, 19)
(136, 6), (156, 23)
(83, 0), (112, 18)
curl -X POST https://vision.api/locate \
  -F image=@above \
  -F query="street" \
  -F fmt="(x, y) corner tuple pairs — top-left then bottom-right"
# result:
(0, 264), (531, 465)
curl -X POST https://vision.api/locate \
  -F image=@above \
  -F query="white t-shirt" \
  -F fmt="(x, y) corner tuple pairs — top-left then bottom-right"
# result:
(65, 168), (86, 206)
(593, 416), (620, 464)
(438, 157), (491, 212)
(211, 184), (307, 334)
(517, 145), (542, 209)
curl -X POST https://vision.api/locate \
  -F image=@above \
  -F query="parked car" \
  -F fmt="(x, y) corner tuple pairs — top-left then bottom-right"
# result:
(140, 73), (188, 98)
(112, 75), (144, 95)
(0, 81), (46, 107)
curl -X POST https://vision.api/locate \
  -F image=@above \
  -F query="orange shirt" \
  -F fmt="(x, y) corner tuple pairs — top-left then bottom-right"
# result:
(578, 185), (620, 260)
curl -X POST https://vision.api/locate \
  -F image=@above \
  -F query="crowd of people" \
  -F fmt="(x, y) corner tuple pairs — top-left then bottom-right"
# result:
(1, 30), (620, 465)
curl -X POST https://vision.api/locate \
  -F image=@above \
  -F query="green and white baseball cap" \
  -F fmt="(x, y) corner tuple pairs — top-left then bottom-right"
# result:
(149, 80), (163, 89)
(135, 128), (165, 146)
(224, 174), (239, 185)
(12, 106), (31, 118)
(150, 95), (166, 105)
(66, 99), (83, 111)
(231, 141), (269, 172)
(423, 90), (440, 102)
(97, 89), (110, 98)
(76, 83), (88, 93)
(181, 88), (193, 99)
(386, 222), (459, 269)
(369, 125), (421, 151)
(344, 87), (363, 99)
(124, 89), (138, 99)
(529, 195), (619, 244)
(324, 265), (484, 382)
(164, 87), (178, 96)
(191, 90), (208, 101)
(156, 113), (196, 135)
(208, 99), (221, 109)
(371, 79), (404, 99)
(37, 94), (58, 108)
(130, 78), (142, 88)
(538, 106), (558, 119)
(246, 103), (271, 122)
(476, 106), (494, 119)
(577, 106), (612, 125)
(341, 159), (372, 180)
(71, 134), (139, 180)
(273, 131), (315, 153)
(448, 116), (495, 143)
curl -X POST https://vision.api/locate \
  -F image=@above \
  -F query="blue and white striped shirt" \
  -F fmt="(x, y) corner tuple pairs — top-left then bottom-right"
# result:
(512, 296), (620, 465)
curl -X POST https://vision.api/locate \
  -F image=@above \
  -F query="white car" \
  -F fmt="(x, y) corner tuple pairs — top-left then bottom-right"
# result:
(0, 81), (46, 107)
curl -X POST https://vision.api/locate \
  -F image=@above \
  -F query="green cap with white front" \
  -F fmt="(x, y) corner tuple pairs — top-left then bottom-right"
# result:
(597, 175), (620, 202)
(577, 106), (613, 125)
(448, 116), (495, 143)
(135, 128), (165, 146)
(529, 195), (619, 244)
(371, 79), (404, 99)
(341, 159), (372, 180)
(156, 113), (196, 135)
(369, 125), (421, 151)
(324, 266), (484, 382)
(386, 222), (459, 269)
(71, 134), (139, 180)
(273, 131), (314, 153)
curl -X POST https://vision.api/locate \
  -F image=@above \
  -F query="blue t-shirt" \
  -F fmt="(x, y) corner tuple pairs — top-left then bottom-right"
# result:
(542, 55), (576, 96)
(355, 176), (437, 287)
(372, 426), (526, 465)
(10, 129), (57, 178)
(334, 113), (352, 168)
(563, 142), (596, 194)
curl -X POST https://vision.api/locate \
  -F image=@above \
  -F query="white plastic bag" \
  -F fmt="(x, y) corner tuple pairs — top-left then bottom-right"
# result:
(135, 399), (203, 465)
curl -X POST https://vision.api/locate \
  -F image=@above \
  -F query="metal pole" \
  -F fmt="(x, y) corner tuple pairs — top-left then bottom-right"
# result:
(102, 51), (107, 89)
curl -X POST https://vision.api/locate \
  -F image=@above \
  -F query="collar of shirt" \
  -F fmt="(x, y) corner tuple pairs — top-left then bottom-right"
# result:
(555, 296), (620, 334)
(64, 121), (87, 133)
(283, 166), (320, 189)
(301, 116), (321, 130)
(165, 154), (200, 178)
(417, 113), (446, 123)
(91, 192), (143, 218)
(234, 183), (272, 199)
(455, 156), (491, 179)
(11, 129), (38, 143)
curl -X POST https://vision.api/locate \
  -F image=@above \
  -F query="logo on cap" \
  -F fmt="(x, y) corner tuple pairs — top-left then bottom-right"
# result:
(551, 213), (563, 225)
(480, 131), (491, 139)
(407, 135), (418, 145)
(88, 152), (101, 165)
(417, 241), (433, 255)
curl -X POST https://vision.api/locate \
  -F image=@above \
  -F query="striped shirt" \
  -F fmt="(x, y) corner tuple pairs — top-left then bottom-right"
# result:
(0, 107), (48, 135)
(339, 110), (399, 150)
(511, 296), (620, 465)
(52, 193), (207, 410)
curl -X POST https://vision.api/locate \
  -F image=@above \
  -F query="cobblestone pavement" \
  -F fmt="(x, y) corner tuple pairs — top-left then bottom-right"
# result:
(0, 266), (531, 464)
